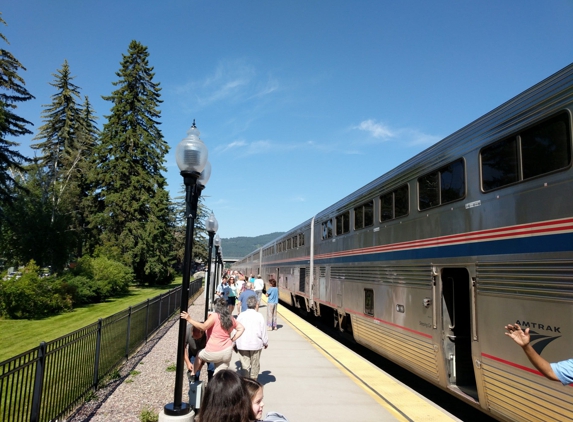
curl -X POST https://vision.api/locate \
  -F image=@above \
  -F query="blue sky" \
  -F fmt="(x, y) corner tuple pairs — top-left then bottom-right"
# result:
(3, 1), (572, 241)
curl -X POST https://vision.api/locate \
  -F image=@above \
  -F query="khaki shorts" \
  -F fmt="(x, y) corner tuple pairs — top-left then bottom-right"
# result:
(198, 346), (234, 374)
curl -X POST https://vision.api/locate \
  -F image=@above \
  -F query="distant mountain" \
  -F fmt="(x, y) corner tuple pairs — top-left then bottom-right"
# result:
(221, 232), (284, 259)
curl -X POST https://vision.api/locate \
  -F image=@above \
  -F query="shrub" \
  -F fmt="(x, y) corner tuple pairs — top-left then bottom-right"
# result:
(91, 256), (134, 300)
(0, 260), (71, 318)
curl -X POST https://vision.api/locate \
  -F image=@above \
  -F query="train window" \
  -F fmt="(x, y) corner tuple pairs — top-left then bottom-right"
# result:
(336, 211), (350, 235)
(321, 219), (333, 240)
(364, 289), (374, 316)
(354, 200), (374, 230)
(395, 185), (409, 218)
(481, 137), (519, 191)
(380, 185), (409, 221)
(418, 159), (465, 210)
(521, 114), (571, 180)
(481, 113), (571, 192)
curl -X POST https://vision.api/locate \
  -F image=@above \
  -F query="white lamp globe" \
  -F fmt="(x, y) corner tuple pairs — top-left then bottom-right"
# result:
(175, 121), (208, 174)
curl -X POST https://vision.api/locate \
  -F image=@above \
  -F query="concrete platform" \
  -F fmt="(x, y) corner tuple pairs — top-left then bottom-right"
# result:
(234, 302), (461, 422)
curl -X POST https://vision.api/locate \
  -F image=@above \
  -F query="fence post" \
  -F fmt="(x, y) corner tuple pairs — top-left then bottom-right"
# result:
(30, 342), (47, 422)
(125, 306), (132, 358)
(93, 319), (103, 389)
(145, 298), (150, 342)
(158, 293), (163, 325)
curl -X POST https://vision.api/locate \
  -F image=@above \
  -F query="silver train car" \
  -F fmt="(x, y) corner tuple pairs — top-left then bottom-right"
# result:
(233, 63), (573, 421)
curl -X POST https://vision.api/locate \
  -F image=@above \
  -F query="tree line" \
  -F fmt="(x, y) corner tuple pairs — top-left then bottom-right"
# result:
(0, 13), (210, 318)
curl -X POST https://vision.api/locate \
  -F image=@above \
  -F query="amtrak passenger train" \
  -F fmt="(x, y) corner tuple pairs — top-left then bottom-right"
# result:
(232, 63), (573, 421)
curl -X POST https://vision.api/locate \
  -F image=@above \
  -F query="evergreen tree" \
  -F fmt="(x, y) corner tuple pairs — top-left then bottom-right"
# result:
(172, 192), (210, 272)
(0, 13), (34, 205)
(31, 59), (83, 213)
(0, 163), (73, 270)
(91, 40), (174, 284)
(72, 95), (99, 257)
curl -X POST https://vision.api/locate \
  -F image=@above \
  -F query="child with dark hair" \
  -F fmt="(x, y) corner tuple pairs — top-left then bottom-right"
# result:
(197, 370), (252, 422)
(242, 377), (289, 422)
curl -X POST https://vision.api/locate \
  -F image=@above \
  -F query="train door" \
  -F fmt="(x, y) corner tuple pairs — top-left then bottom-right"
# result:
(441, 267), (478, 401)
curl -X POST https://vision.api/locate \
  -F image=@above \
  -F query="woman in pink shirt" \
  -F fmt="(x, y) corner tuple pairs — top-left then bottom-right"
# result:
(181, 298), (245, 376)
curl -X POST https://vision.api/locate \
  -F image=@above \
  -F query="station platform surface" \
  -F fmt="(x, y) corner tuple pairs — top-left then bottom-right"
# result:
(243, 301), (461, 422)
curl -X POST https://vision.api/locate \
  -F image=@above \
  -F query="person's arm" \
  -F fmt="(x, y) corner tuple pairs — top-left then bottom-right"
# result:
(505, 323), (559, 381)
(231, 321), (245, 342)
(181, 312), (215, 332)
(184, 347), (194, 373)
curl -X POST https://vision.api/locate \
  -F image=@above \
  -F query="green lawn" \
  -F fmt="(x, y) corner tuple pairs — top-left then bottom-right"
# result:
(0, 279), (185, 362)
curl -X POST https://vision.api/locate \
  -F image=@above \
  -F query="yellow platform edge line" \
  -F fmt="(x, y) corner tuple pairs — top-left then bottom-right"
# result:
(275, 303), (459, 422)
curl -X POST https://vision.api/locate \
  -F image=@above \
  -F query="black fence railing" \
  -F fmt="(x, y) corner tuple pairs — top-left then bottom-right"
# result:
(0, 278), (203, 422)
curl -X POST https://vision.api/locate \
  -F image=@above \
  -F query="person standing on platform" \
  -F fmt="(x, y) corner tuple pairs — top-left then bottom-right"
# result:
(236, 296), (268, 379)
(236, 274), (245, 295)
(181, 298), (245, 375)
(228, 276), (238, 314)
(238, 281), (257, 315)
(265, 279), (279, 331)
(253, 274), (265, 312)
(217, 275), (231, 302)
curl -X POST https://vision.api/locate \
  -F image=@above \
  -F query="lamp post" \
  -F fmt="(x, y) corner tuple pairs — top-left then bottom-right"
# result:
(203, 213), (218, 320)
(162, 121), (209, 420)
(212, 234), (221, 308)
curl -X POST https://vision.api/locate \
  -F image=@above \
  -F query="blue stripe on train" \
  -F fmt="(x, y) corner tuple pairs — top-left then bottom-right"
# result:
(278, 232), (573, 266)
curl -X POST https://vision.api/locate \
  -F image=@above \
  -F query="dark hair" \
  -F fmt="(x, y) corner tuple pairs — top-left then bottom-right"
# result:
(242, 376), (263, 401)
(214, 298), (234, 331)
(198, 370), (252, 422)
(269, 279), (277, 287)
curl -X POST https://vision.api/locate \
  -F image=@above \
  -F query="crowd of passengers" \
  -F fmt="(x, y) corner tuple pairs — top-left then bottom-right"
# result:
(180, 271), (284, 422)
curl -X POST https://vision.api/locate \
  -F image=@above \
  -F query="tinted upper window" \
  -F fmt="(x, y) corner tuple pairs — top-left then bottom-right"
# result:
(481, 113), (571, 192)
(336, 211), (350, 235)
(354, 200), (373, 230)
(381, 185), (409, 221)
(418, 159), (465, 210)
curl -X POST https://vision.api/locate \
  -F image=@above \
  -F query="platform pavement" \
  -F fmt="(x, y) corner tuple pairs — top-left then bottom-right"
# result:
(241, 300), (461, 422)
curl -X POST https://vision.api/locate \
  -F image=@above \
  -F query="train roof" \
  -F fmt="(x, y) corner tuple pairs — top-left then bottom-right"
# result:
(315, 62), (573, 218)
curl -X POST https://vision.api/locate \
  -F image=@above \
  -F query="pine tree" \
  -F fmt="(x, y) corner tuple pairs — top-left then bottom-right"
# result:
(91, 40), (174, 284)
(72, 96), (99, 257)
(0, 13), (34, 204)
(172, 193), (210, 271)
(31, 60), (83, 200)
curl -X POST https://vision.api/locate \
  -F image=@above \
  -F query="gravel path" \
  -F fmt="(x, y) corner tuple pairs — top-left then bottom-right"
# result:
(68, 291), (208, 422)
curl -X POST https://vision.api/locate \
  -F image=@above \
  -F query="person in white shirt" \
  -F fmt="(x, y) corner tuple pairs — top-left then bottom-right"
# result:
(253, 275), (265, 311)
(235, 296), (268, 379)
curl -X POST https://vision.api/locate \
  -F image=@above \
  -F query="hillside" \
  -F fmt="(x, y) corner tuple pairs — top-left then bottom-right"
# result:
(221, 232), (284, 259)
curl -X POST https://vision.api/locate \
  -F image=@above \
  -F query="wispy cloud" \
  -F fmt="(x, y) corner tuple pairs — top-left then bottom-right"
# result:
(354, 119), (440, 146)
(174, 59), (279, 109)
(355, 119), (395, 139)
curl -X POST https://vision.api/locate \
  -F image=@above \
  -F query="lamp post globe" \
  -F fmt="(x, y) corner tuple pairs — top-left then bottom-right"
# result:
(162, 120), (209, 420)
(175, 120), (208, 176)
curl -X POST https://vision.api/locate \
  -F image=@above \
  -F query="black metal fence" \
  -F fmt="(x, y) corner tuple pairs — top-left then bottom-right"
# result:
(0, 279), (202, 422)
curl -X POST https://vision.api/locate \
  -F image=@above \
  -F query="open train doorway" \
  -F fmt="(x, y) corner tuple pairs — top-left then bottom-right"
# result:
(441, 267), (478, 401)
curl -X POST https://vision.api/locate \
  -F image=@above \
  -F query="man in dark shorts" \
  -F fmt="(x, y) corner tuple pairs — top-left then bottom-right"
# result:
(185, 324), (215, 383)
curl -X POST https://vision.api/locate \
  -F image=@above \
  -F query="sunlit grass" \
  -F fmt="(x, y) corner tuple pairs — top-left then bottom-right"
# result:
(0, 278), (183, 362)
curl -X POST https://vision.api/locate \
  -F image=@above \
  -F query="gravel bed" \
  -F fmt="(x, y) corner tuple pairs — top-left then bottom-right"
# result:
(68, 291), (208, 422)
